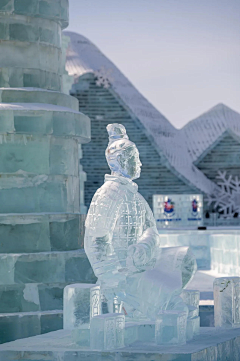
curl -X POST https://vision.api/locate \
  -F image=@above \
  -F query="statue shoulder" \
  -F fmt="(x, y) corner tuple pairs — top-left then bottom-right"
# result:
(92, 180), (126, 204)
(85, 180), (126, 232)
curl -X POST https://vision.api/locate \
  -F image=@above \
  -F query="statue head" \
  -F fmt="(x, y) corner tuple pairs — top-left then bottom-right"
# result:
(105, 124), (142, 180)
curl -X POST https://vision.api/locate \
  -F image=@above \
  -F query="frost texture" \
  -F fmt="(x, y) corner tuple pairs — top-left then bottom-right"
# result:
(207, 171), (240, 218)
(94, 66), (113, 88)
(84, 124), (197, 329)
(214, 277), (240, 328)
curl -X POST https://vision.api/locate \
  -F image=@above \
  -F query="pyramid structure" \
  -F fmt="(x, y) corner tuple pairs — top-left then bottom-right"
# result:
(0, 0), (96, 343)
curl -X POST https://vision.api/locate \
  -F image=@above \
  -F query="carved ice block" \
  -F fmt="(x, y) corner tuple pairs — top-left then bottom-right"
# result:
(71, 329), (90, 347)
(181, 290), (200, 313)
(186, 316), (200, 341)
(155, 310), (187, 345)
(214, 277), (240, 328)
(63, 284), (100, 330)
(125, 322), (155, 345)
(181, 289), (200, 340)
(90, 313), (125, 350)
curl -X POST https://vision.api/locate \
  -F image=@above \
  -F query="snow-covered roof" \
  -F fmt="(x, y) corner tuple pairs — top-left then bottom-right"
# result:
(64, 31), (218, 195)
(182, 104), (240, 163)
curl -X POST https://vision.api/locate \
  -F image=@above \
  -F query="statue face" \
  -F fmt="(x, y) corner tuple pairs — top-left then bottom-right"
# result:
(117, 145), (142, 180)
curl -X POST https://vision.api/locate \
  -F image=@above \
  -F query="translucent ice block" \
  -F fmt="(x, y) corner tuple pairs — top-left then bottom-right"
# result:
(0, 0), (69, 27)
(0, 251), (96, 285)
(124, 322), (155, 345)
(155, 310), (187, 345)
(214, 277), (240, 328)
(71, 328), (90, 347)
(186, 316), (200, 340)
(0, 173), (80, 213)
(0, 88), (78, 111)
(90, 313), (125, 350)
(181, 290), (200, 314)
(181, 290), (200, 340)
(63, 284), (100, 330)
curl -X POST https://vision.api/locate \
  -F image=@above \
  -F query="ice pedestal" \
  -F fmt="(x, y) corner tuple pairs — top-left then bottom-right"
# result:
(90, 313), (125, 350)
(155, 310), (187, 345)
(63, 284), (101, 330)
(214, 277), (240, 328)
(64, 284), (101, 347)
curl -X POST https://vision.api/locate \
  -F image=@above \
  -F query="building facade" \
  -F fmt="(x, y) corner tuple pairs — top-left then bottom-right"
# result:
(65, 32), (240, 226)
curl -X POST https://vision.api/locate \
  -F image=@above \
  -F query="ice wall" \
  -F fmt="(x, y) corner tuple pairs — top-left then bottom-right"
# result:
(0, 0), (94, 344)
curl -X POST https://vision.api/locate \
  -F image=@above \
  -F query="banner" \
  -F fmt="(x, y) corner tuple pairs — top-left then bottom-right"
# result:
(153, 194), (203, 228)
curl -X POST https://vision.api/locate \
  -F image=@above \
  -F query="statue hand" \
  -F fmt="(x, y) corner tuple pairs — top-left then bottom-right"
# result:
(128, 243), (151, 269)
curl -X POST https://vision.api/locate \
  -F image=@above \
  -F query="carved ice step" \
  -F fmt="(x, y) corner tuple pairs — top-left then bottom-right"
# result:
(0, 310), (63, 344)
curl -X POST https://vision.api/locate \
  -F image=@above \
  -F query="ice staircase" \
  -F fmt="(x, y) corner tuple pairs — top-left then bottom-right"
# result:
(0, 0), (95, 343)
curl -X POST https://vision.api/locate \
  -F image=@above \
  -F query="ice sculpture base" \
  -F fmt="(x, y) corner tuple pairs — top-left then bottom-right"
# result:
(1, 328), (240, 360)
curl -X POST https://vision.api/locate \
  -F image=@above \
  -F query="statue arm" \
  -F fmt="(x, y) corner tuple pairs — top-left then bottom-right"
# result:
(128, 196), (160, 269)
(139, 196), (160, 250)
(84, 183), (125, 284)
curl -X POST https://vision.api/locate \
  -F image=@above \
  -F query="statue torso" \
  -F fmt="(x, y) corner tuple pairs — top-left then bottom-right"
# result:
(85, 174), (156, 274)
(113, 188), (148, 267)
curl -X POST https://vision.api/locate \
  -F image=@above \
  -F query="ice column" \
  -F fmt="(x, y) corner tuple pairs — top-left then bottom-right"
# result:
(214, 277), (240, 328)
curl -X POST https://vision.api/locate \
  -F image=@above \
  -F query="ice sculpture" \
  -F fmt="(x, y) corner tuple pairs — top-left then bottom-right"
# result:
(207, 171), (240, 218)
(84, 123), (197, 345)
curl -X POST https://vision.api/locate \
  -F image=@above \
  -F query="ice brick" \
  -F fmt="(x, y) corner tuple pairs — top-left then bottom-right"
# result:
(181, 290), (200, 340)
(186, 316), (200, 340)
(0, 214), (85, 253)
(0, 251), (96, 285)
(124, 322), (155, 345)
(0, 134), (78, 177)
(90, 313), (125, 350)
(181, 290), (200, 310)
(155, 310), (187, 345)
(214, 277), (240, 328)
(181, 289), (200, 318)
(0, 67), (62, 90)
(64, 284), (100, 330)
(0, 88), (78, 111)
(0, 310), (62, 344)
(0, 174), (80, 214)
(71, 328), (90, 347)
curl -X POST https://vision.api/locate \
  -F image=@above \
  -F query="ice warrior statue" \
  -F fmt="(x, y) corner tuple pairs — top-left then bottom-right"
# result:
(85, 124), (196, 321)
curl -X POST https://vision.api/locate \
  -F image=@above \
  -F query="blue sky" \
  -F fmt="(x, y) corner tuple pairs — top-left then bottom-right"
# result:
(68, 0), (240, 128)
